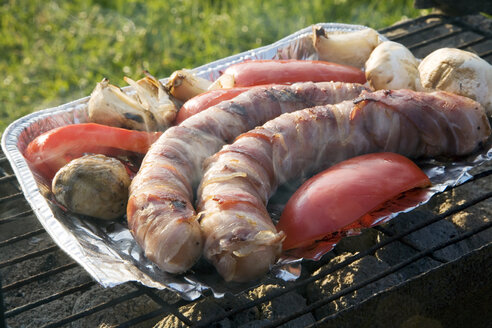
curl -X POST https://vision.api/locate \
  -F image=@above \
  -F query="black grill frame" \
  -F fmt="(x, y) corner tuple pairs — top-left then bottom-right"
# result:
(1, 13), (491, 328)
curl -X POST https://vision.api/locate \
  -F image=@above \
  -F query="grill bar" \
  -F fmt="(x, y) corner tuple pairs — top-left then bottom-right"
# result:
(379, 16), (444, 37)
(116, 308), (172, 328)
(0, 210), (33, 225)
(407, 30), (463, 50)
(0, 175), (16, 184)
(5, 281), (96, 318)
(114, 286), (193, 328)
(134, 284), (193, 326)
(0, 245), (58, 269)
(480, 48), (492, 58)
(43, 289), (146, 328)
(456, 36), (487, 49)
(450, 16), (492, 38)
(372, 225), (448, 263)
(379, 14), (492, 61)
(461, 169), (492, 183)
(0, 192), (24, 205)
(2, 262), (78, 292)
(0, 228), (45, 248)
(270, 222), (492, 328)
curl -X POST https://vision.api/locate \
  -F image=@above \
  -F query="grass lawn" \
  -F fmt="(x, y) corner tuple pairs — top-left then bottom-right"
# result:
(0, 0), (427, 133)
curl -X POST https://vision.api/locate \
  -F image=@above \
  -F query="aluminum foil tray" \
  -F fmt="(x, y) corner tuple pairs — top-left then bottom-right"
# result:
(2, 23), (491, 300)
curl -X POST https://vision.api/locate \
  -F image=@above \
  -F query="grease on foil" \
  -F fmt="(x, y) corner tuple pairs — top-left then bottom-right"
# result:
(2, 23), (491, 300)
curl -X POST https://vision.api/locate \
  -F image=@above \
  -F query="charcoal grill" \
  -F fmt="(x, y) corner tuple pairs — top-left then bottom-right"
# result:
(1, 13), (492, 328)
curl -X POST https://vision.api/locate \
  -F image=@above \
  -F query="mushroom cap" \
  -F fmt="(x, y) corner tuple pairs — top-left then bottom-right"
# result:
(419, 48), (492, 116)
(365, 41), (421, 91)
(52, 154), (131, 220)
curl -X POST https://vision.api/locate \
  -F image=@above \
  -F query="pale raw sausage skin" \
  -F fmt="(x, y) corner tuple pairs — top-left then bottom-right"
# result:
(127, 82), (369, 274)
(197, 89), (491, 282)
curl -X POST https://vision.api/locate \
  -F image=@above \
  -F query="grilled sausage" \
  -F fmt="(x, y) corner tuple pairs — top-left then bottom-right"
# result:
(197, 89), (491, 282)
(127, 82), (369, 274)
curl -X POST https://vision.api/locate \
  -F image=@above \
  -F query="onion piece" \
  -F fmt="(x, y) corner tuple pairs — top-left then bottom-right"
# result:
(312, 26), (381, 69)
(165, 69), (213, 102)
(88, 73), (178, 131)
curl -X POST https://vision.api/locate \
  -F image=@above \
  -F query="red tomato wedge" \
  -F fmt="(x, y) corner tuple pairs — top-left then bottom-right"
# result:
(175, 87), (250, 124)
(276, 153), (431, 257)
(24, 123), (161, 182)
(221, 59), (366, 87)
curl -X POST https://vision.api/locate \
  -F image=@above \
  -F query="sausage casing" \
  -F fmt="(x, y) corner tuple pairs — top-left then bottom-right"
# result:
(127, 82), (369, 274)
(197, 89), (491, 281)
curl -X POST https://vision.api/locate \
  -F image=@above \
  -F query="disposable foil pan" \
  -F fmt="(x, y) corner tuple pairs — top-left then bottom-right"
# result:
(2, 23), (491, 300)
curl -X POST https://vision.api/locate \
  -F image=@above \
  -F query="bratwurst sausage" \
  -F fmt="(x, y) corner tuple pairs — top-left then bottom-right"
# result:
(197, 89), (491, 282)
(127, 82), (368, 274)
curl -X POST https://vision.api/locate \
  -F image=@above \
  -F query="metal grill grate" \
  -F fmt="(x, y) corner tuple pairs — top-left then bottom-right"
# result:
(1, 13), (491, 328)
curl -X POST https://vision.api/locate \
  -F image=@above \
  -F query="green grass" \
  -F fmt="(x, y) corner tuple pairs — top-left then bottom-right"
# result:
(0, 0), (427, 133)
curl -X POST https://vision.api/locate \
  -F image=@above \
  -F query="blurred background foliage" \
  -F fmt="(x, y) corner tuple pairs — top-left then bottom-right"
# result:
(0, 0), (427, 132)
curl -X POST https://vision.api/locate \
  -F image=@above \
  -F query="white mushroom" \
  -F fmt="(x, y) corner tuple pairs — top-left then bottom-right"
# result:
(365, 41), (422, 91)
(52, 154), (131, 220)
(312, 26), (381, 69)
(419, 48), (492, 116)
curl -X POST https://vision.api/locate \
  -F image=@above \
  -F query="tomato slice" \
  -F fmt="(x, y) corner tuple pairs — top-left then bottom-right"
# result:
(276, 152), (431, 258)
(24, 123), (161, 182)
